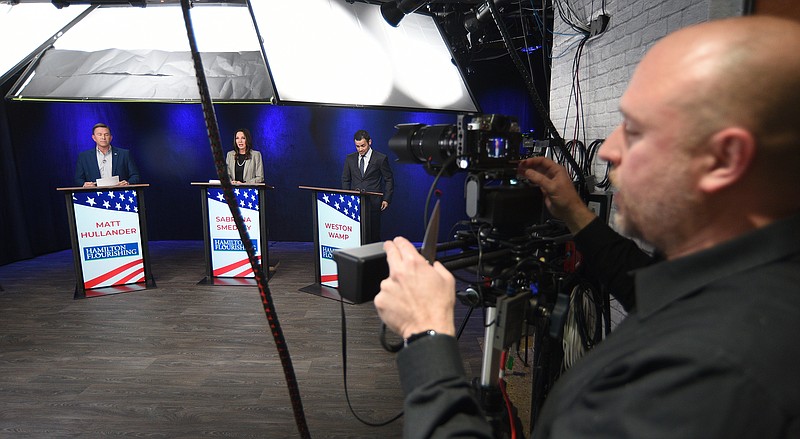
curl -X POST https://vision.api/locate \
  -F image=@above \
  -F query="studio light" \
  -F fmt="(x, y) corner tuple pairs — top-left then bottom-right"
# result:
(380, 0), (430, 27)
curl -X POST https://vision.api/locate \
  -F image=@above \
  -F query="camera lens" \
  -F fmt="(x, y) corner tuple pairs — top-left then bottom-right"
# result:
(389, 123), (459, 166)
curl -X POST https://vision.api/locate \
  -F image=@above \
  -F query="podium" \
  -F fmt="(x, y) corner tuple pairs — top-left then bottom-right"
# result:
(192, 183), (275, 285)
(297, 186), (379, 301)
(57, 184), (156, 299)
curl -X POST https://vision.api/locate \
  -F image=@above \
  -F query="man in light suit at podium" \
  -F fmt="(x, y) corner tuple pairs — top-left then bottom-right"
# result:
(342, 129), (394, 243)
(74, 123), (140, 187)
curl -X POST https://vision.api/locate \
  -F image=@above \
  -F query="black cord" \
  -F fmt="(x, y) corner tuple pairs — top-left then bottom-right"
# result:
(585, 138), (603, 170)
(586, 138), (608, 188)
(486, 0), (586, 198)
(340, 299), (404, 426)
(423, 154), (458, 230)
(554, 0), (589, 34)
(574, 38), (588, 150)
(572, 282), (603, 351)
(564, 35), (588, 148)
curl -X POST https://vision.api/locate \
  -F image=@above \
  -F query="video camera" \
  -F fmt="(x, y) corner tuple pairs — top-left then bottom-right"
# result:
(389, 113), (522, 175)
(334, 114), (594, 434)
(334, 113), (567, 306)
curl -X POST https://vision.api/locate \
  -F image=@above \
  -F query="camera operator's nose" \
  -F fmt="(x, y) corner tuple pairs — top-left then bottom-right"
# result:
(599, 126), (623, 165)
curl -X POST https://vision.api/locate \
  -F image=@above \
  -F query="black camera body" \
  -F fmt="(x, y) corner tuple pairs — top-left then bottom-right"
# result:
(388, 114), (522, 175)
(335, 114), (550, 304)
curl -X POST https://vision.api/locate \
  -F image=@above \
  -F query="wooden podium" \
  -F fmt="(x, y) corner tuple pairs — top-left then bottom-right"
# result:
(57, 184), (156, 299)
(297, 185), (380, 301)
(191, 182), (275, 286)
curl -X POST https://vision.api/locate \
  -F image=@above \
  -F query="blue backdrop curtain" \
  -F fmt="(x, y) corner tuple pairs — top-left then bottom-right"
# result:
(0, 55), (547, 266)
(0, 81), (35, 265)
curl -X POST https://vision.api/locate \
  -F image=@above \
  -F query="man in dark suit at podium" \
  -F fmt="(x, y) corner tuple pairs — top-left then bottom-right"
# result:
(342, 129), (394, 243)
(74, 123), (140, 187)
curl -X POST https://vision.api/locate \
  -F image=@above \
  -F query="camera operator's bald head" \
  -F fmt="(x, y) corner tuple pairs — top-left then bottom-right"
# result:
(652, 18), (798, 138)
(601, 16), (800, 258)
(646, 16), (800, 196)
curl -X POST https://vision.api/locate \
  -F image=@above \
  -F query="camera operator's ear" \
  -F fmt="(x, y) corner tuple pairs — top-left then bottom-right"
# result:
(698, 127), (756, 194)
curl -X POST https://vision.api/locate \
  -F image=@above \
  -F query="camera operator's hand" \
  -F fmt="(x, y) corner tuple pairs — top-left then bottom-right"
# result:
(374, 237), (457, 340)
(518, 157), (597, 234)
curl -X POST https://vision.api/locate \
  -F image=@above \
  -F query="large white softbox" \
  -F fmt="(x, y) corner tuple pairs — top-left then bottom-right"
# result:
(3, 0), (478, 112)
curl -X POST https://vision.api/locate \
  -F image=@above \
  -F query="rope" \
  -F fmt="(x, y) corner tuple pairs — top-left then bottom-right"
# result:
(178, 1), (310, 437)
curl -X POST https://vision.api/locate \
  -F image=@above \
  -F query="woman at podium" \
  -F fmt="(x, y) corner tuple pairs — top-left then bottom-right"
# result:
(225, 128), (264, 184)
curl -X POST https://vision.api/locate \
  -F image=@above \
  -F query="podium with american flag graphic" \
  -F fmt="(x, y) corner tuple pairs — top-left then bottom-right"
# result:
(192, 182), (275, 286)
(58, 184), (156, 299)
(297, 185), (379, 302)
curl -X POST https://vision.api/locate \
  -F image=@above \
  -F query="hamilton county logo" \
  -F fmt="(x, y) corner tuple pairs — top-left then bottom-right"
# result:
(213, 239), (259, 252)
(321, 245), (338, 260)
(84, 243), (139, 261)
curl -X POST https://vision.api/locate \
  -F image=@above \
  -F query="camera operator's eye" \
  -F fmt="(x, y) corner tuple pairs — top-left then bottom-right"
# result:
(622, 120), (640, 140)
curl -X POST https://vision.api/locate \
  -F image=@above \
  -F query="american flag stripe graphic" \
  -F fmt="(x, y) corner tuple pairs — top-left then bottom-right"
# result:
(85, 284), (143, 298)
(320, 274), (338, 283)
(213, 256), (261, 277)
(84, 258), (145, 289)
(116, 266), (146, 285)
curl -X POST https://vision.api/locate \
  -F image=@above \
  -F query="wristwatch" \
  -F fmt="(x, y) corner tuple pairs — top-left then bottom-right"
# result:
(403, 330), (438, 348)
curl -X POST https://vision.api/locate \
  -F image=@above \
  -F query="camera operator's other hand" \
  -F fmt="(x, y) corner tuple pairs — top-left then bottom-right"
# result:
(374, 237), (457, 340)
(518, 157), (597, 234)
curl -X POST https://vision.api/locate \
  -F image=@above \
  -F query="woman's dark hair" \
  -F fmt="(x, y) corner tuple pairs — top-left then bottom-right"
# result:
(234, 128), (253, 158)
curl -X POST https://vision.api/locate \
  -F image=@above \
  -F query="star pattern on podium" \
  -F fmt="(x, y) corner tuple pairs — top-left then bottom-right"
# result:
(319, 192), (360, 222)
(208, 188), (260, 212)
(73, 190), (139, 213)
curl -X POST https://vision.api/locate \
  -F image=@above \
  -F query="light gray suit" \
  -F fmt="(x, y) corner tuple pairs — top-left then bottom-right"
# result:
(225, 150), (264, 184)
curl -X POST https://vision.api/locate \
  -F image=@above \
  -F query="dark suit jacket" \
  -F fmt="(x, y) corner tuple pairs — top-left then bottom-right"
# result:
(341, 149), (394, 203)
(74, 147), (141, 187)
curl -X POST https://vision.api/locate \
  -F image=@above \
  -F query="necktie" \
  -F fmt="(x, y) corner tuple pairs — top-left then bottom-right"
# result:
(359, 155), (365, 177)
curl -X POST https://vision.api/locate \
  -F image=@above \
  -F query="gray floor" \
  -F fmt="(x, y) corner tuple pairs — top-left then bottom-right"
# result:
(0, 241), (499, 438)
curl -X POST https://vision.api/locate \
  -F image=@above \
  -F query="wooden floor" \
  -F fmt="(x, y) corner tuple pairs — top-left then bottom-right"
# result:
(0, 241), (525, 438)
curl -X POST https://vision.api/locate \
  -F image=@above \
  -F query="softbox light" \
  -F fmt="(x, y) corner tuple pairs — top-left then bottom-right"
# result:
(250, 0), (478, 112)
(7, 4), (274, 103)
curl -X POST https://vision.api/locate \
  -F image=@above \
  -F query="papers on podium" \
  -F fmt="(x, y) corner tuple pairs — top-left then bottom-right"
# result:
(97, 176), (120, 187)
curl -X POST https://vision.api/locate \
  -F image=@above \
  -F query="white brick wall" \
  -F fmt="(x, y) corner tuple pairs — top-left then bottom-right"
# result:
(547, 0), (742, 326)
(549, 0), (712, 146)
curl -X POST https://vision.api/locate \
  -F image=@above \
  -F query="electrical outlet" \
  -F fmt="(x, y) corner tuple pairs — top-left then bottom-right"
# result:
(590, 14), (610, 37)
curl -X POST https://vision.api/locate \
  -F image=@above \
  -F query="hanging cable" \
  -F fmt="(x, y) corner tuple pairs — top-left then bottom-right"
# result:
(484, 0), (586, 198)
(179, 1), (309, 437)
(498, 350), (518, 439)
(340, 299), (403, 426)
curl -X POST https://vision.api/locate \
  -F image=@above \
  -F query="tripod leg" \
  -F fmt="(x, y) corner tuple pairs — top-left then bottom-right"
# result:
(480, 307), (502, 387)
(478, 306), (525, 438)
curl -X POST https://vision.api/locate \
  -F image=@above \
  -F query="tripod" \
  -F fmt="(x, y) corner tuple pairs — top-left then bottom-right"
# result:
(462, 276), (603, 438)
(468, 294), (530, 439)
